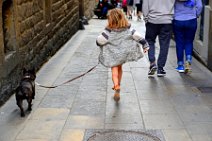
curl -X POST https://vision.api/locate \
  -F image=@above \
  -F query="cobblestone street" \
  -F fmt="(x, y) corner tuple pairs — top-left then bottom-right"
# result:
(0, 18), (212, 141)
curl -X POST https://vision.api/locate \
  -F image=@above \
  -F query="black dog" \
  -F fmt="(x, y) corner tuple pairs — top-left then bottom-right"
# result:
(16, 68), (36, 117)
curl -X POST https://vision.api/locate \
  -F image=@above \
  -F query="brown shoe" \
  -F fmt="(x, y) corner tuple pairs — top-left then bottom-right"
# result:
(112, 84), (120, 90)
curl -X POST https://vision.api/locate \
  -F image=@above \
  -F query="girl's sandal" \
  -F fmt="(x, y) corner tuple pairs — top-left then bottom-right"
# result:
(114, 91), (120, 102)
(113, 85), (120, 102)
(112, 84), (120, 90)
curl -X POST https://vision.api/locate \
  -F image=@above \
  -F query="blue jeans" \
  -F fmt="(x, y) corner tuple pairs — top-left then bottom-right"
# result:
(173, 18), (197, 65)
(102, 7), (108, 17)
(145, 22), (172, 69)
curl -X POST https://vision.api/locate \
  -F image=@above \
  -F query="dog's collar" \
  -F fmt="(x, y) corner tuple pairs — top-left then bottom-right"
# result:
(23, 76), (31, 79)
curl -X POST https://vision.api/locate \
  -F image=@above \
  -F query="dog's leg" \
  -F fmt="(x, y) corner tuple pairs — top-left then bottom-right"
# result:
(32, 86), (35, 99)
(17, 100), (25, 117)
(16, 89), (25, 117)
(27, 98), (32, 111)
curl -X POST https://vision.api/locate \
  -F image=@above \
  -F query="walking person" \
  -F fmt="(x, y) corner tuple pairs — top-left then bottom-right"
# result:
(110, 0), (118, 8)
(143, 0), (175, 77)
(101, 0), (110, 18)
(173, 0), (203, 74)
(127, 0), (134, 19)
(134, 0), (143, 21)
(96, 8), (149, 102)
(122, 0), (128, 15)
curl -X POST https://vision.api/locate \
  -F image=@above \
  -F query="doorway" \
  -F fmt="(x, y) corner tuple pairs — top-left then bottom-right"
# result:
(2, 0), (16, 55)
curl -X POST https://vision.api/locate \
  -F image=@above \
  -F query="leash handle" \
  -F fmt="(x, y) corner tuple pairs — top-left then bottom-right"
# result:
(35, 62), (99, 89)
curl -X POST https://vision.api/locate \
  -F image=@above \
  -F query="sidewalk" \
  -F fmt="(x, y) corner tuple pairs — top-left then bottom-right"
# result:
(0, 18), (212, 141)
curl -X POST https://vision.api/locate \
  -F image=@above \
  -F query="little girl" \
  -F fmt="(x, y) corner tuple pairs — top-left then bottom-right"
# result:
(96, 8), (149, 102)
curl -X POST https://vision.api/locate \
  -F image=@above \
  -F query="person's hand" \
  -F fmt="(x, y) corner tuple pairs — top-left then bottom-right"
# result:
(143, 47), (149, 53)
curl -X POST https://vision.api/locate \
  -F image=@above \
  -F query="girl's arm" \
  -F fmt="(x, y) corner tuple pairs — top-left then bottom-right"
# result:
(96, 31), (109, 46)
(130, 28), (149, 50)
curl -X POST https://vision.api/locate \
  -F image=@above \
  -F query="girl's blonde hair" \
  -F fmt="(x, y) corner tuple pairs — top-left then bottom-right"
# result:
(107, 8), (129, 29)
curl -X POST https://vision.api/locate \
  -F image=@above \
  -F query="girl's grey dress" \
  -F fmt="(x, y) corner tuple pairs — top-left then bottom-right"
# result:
(96, 26), (149, 68)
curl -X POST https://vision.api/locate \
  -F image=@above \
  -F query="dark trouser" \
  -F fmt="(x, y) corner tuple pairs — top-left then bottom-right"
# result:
(145, 22), (172, 70)
(102, 7), (108, 17)
(173, 18), (197, 65)
(136, 4), (142, 13)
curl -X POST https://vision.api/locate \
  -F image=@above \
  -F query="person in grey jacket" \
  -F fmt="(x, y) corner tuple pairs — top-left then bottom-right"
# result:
(142, 0), (175, 77)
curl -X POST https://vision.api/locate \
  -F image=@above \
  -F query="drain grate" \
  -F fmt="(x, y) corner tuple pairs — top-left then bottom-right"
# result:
(83, 130), (165, 141)
(197, 87), (212, 93)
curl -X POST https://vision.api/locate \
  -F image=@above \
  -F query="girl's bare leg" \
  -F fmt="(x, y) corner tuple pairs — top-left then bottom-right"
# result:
(112, 66), (120, 89)
(118, 65), (122, 86)
(111, 66), (121, 102)
(112, 65), (122, 89)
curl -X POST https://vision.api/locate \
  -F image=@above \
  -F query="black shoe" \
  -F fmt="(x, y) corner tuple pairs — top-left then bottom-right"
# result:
(157, 69), (166, 77)
(148, 64), (157, 76)
(128, 15), (132, 20)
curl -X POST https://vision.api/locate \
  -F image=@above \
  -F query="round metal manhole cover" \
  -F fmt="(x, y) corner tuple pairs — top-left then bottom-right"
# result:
(87, 130), (161, 141)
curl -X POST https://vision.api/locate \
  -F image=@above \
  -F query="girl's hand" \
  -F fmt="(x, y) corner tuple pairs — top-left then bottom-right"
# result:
(143, 47), (149, 53)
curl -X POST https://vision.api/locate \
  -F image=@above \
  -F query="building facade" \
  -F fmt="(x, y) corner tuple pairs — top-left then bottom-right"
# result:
(194, 0), (212, 71)
(0, 0), (95, 106)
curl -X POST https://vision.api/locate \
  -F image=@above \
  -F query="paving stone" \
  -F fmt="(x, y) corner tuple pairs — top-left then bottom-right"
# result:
(46, 86), (79, 97)
(29, 108), (69, 120)
(139, 99), (177, 114)
(65, 115), (104, 129)
(16, 120), (66, 140)
(59, 129), (85, 141)
(105, 112), (143, 124)
(136, 89), (169, 100)
(143, 114), (184, 130)
(39, 94), (75, 109)
(163, 129), (192, 141)
(176, 105), (212, 122)
(76, 88), (107, 101)
(185, 122), (212, 141)
(71, 100), (105, 117)
(0, 125), (23, 141)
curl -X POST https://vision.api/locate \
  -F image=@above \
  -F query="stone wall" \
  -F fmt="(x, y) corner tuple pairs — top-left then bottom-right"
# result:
(84, 0), (96, 18)
(0, 0), (95, 106)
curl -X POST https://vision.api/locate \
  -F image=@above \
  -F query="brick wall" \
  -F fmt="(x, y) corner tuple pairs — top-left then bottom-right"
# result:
(0, 0), (95, 106)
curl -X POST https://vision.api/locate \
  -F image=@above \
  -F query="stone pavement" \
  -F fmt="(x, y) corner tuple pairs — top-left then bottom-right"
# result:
(0, 17), (212, 141)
